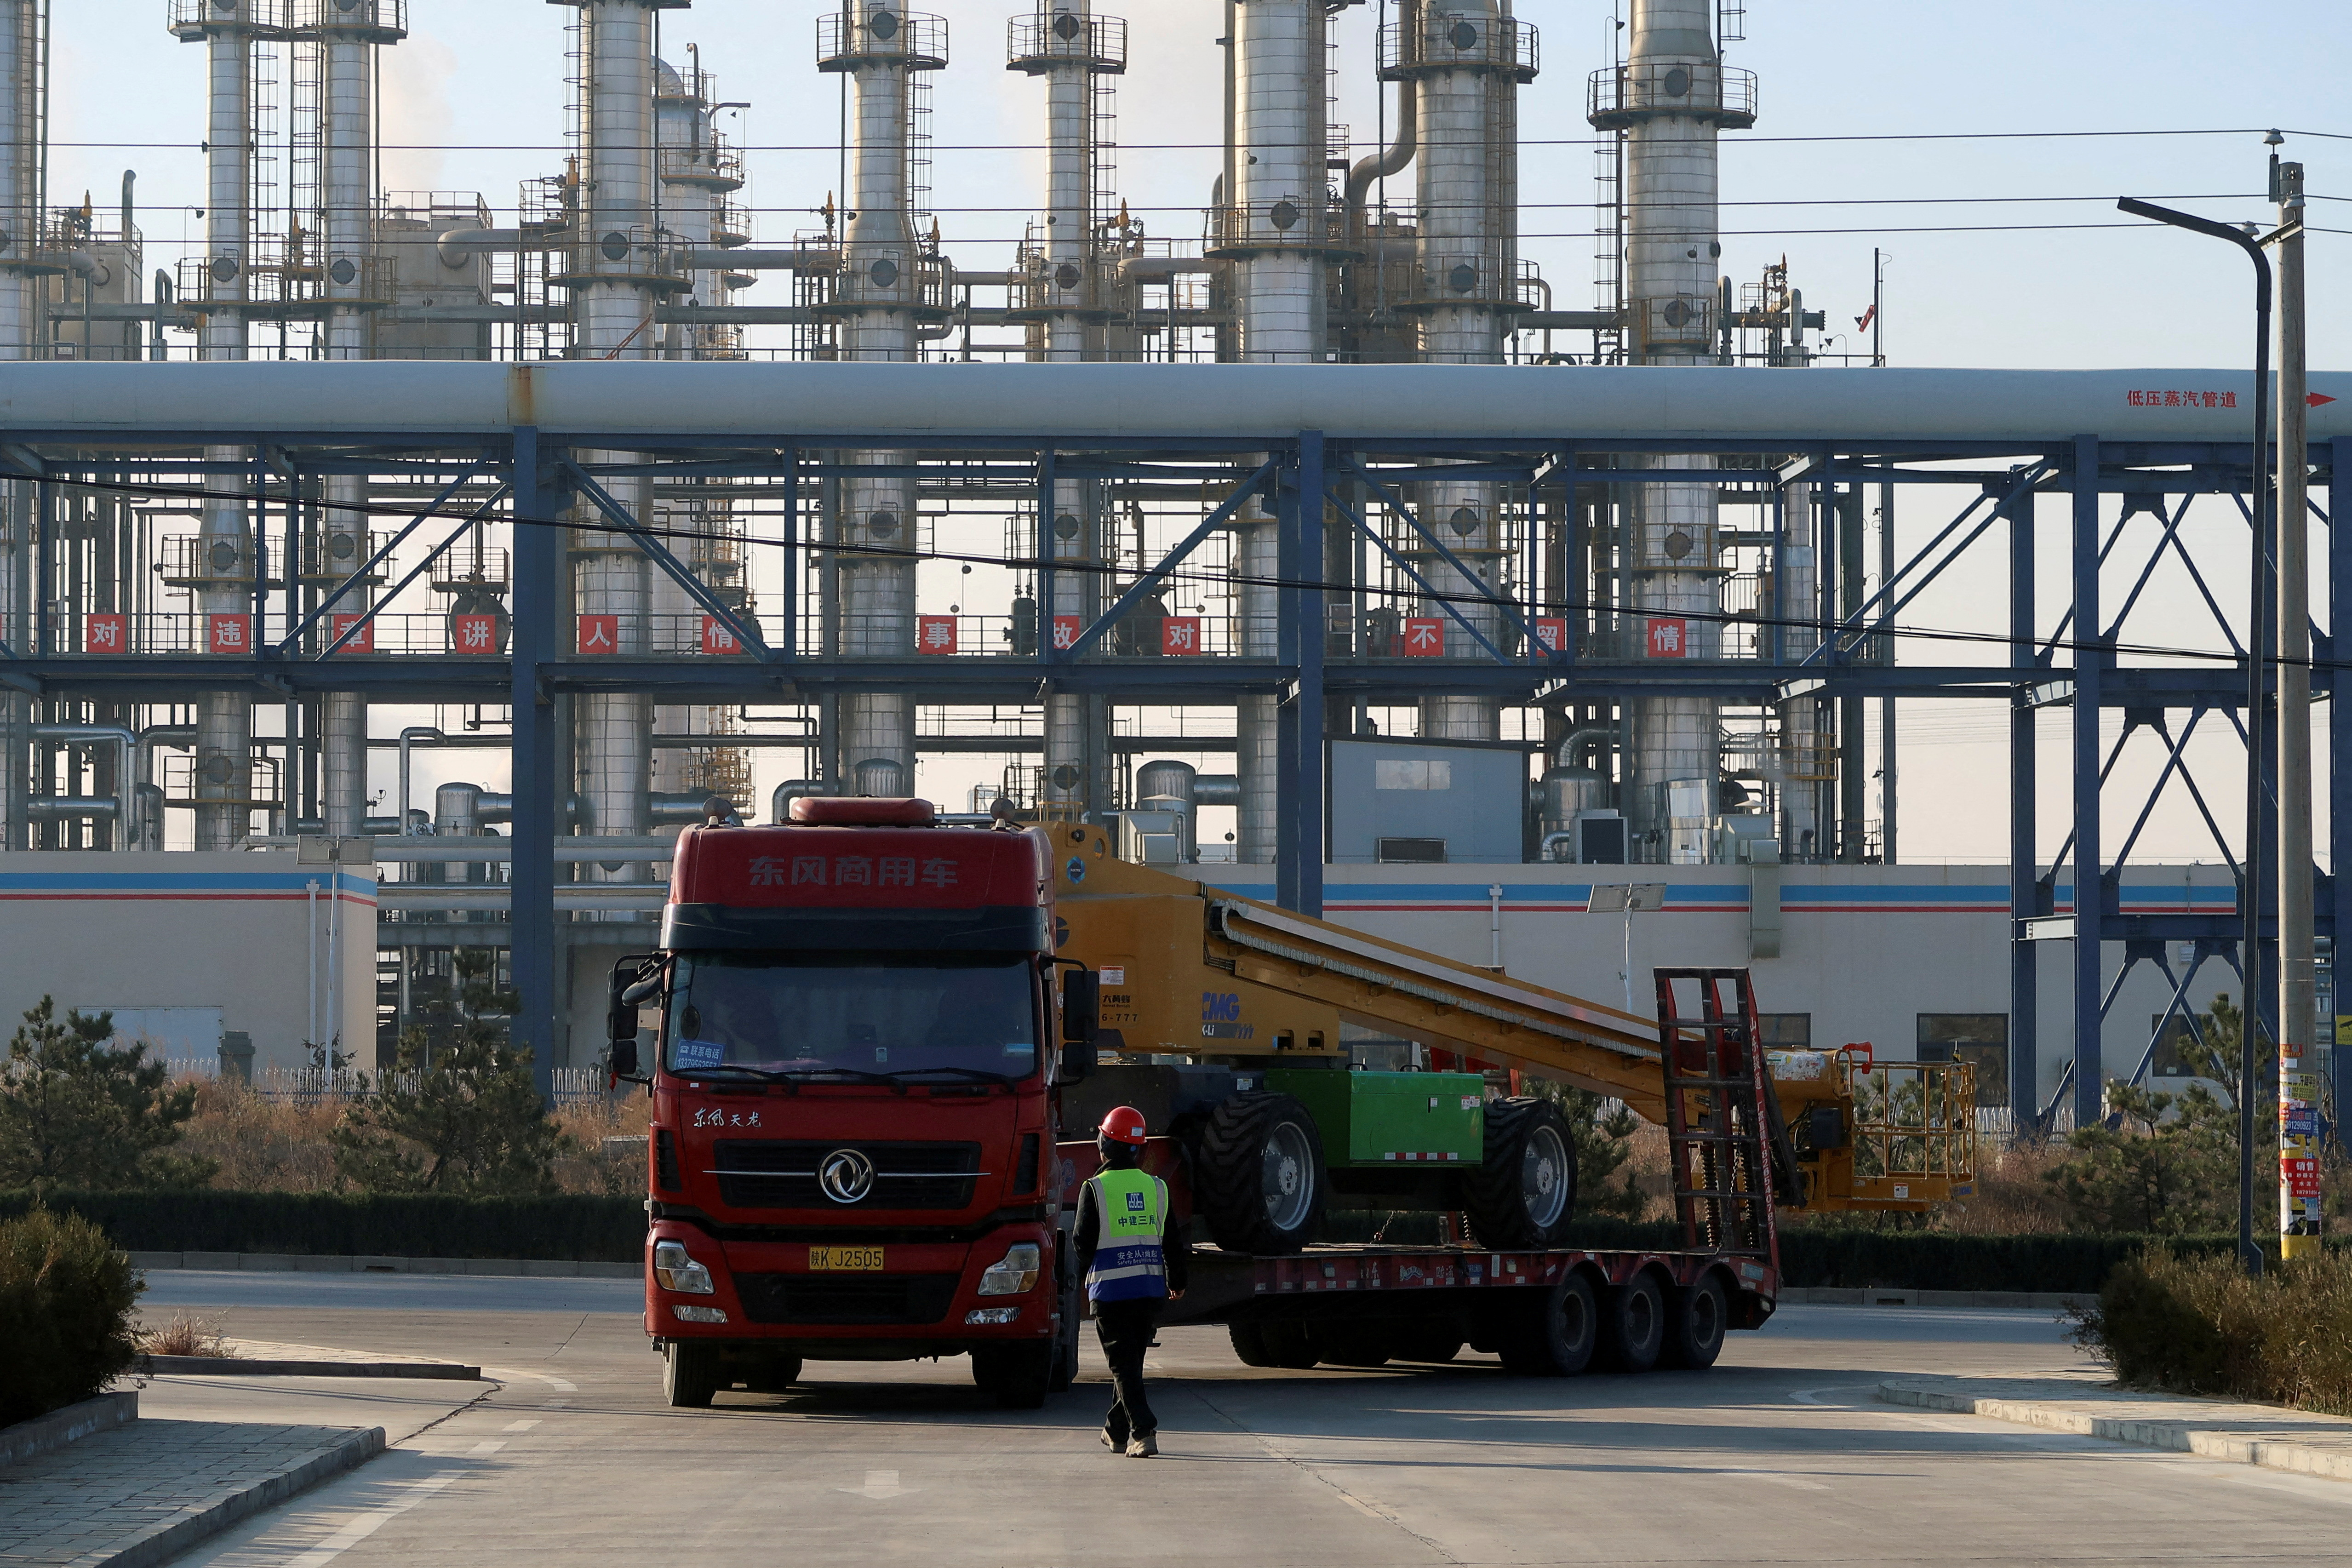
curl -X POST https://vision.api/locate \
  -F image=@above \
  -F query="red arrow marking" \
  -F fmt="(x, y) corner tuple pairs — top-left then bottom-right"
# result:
(2310, 393), (2337, 407)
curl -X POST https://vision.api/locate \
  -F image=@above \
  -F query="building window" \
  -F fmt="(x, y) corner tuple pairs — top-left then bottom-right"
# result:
(1758, 1013), (1811, 1047)
(1917, 1013), (2008, 1106)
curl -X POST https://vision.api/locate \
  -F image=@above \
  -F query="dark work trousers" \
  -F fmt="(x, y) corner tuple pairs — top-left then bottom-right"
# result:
(1094, 1297), (1162, 1442)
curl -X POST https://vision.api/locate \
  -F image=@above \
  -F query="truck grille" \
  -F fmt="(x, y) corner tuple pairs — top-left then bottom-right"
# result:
(732, 1272), (961, 1327)
(709, 1140), (983, 1211)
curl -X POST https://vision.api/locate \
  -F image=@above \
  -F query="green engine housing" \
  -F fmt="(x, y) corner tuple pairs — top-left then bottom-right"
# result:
(1266, 1070), (1486, 1169)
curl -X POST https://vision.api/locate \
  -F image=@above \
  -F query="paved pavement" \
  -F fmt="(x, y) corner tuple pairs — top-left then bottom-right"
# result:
(121, 1278), (2352, 1566)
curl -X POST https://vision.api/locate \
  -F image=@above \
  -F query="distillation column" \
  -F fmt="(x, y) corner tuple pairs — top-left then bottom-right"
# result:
(1390, 0), (1534, 741)
(1012, 2), (1122, 815)
(822, 5), (945, 796)
(0, 1), (43, 848)
(1216, 0), (1330, 861)
(174, 0), (279, 850)
(312, 0), (402, 837)
(1590, 0), (1749, 862)
(563, 0), (683, 871)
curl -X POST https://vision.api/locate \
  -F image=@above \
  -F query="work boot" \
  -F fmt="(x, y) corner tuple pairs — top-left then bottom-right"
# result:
(1126, 1431), (1158, 1458)
(1100, 1428), (1122, 1451)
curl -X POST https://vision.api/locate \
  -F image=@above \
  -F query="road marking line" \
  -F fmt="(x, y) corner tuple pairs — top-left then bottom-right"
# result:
(502, 1420), (540, 1432)
(466, 1441), (507, 1457)
(481, 1367), (579, 1392)
(836, 1468), (918, 1499)
(279, 1474), (454, 1568)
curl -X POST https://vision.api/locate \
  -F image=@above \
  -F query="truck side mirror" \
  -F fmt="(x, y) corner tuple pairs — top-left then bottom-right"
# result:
(607, 956), (659, 1083)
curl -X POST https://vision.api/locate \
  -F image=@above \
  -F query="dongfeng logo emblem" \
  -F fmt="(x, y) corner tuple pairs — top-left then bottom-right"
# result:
(818, 1148), (877, 1204)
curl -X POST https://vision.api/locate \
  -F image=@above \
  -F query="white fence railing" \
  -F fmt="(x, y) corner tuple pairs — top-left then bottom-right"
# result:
(167, 1059), (611, 1107)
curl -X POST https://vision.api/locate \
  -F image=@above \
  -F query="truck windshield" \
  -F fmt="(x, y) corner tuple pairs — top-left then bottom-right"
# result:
(663, 952), (1040, 1082)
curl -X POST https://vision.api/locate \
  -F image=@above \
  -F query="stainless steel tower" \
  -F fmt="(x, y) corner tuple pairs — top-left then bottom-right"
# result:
(1590, 0), (1753, 861)
(0, 0), (42, 848)
(820, 4), (947, 797)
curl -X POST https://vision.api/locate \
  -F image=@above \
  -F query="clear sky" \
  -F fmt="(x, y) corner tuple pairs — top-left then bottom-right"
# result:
(49, 0), (2352, 864)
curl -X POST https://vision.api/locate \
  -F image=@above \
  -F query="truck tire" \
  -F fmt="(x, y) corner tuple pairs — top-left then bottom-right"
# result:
(973, 1341), (1054, 1409)
(1193, 1092), (1326, 1255)
(1664, 1273), (1728, 1370)
(1391, 1320), (1465, 1364)
(1462, 1097), (1578, 1250)
(1259, 1318), (1321, 1369)
(1495, 1272), (1598, 1377)
(1597, 1271), (1665, 1373)
(1048, 1266), (1082, 1394)
(1229, 1322), (1280, 1368)
(1309, 1320), (1392, 1368)
(663, 1340), (719, 1408)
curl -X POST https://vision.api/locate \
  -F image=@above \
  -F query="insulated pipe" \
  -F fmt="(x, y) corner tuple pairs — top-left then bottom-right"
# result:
(396, 725), (443, 836)
(435, 227), (572, 269)
(31, 724), (137, 848)
(769, 777), (836, 824)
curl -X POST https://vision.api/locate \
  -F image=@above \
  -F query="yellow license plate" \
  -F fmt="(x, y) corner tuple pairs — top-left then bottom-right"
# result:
(809, 1246), (885, 1271)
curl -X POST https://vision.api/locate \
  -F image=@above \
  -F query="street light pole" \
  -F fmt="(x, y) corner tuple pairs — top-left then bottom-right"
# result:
(2271, 155), (2320, 1261)
(2116, 189), (2275, 1278)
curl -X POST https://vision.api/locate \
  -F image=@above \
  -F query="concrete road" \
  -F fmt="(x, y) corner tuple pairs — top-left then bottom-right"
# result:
(138, 1275), (2352, 1566)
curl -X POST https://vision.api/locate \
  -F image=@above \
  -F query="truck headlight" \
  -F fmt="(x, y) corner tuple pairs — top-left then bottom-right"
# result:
(976, 1242), (1041, 1296)
(653, 1239), (715, 1295)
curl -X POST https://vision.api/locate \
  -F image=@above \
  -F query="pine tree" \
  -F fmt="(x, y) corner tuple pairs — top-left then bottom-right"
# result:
(0, 997), (215, 1190)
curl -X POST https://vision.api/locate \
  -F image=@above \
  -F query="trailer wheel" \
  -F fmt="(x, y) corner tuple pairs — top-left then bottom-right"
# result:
(1665, 1273), (1728, 1370)
(1496, 1271), (1598, 1377)
(973, 1341), (1054, 1409)
(1462, 1097), (1578, 1250)
(1193, 1092), (1326, 1255)
(1597, 1271), (1666, 1373)
(1259, 1318), (1322, 1369)
(1229, 1322), (1279, 1368)
(1310, 1320), (1393, 1368)
(663, 1340), (719, 1408)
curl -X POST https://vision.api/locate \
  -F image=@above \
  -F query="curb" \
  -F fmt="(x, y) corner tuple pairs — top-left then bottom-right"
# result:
(130, 1251), (639, 1280)
(81, 1425), (386, 1568)
(1781, 1287), (2092, 1311)
(1877, 1379), (2352, 1482)
(0, 1390), (137, 1468)
(139, 1355), (484, 1380)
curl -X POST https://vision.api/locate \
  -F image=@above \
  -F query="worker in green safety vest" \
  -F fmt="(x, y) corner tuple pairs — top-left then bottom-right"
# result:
(1075, 1104), (1189, 1458)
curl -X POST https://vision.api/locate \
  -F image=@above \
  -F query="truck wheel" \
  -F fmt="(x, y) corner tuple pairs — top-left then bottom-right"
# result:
(1391, 1321), (1465, 1364)
(1597, 1271), (1665, 1373)
(1496, 1272), (1597, 1377)
(1462, 1097), (1578, 1250)
(746, 1353), (803, 1394)
(663, 1340), (719, 1408)
(1194, 1092), (1326, 1255)
(1259, 1318), (1321, 1369)
(972, 1341), (1054, 1409)
(1229, 1322), (1279, 1368)
(1048, 1267), (1082, 1394)
(1665, 1273), (1728, 1370)
(1309, 1320), (1392, 1368)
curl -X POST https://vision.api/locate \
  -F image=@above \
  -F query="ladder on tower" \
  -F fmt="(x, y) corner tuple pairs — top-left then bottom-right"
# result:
(1652, 968), (1791, 1273)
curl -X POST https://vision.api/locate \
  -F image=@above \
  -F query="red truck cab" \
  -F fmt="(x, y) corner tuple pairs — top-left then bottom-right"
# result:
(610, 797), (1095, 1408)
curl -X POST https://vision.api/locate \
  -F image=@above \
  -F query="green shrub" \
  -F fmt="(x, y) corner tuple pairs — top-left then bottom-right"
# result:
(2073, 1247), (2352, 1414)
(0, 1207), (143, 1427)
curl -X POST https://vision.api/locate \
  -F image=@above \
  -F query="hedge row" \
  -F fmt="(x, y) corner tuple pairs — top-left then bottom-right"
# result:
(4, 1188), (2313, 1295)
(0, 1190), (647, 1265)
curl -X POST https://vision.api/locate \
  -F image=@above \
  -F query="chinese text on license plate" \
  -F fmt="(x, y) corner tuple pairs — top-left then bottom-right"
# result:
(809, 1246), (884, 1271)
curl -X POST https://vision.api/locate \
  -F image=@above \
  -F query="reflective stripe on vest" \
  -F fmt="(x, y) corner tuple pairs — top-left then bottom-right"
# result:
(1084, 1167), (1168, 1303)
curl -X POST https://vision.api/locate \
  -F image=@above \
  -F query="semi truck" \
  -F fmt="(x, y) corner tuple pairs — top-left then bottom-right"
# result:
(612, 797), (1974, 1408)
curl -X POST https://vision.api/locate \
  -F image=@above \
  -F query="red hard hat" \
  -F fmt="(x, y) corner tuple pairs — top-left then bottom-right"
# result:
(1098, 1105), (1148, 1145)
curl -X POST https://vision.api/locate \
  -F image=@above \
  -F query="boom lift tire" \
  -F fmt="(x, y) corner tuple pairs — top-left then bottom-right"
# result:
(1597, 1270), (1666, 1373)
(663, 1339), (720, 1408)
(1664, 1272), (1728, 1370)
(1193, 1092), (1327, 1255)
(1462, 1097), (1579, 1250)
(972, 1340), (1055, 1409)
(1495, 1271), (1598, 1377)
(1229, 1322), (1280, 1367)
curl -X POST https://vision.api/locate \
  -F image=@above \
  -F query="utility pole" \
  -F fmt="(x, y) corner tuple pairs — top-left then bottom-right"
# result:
(2273, 153), (2321, 1259)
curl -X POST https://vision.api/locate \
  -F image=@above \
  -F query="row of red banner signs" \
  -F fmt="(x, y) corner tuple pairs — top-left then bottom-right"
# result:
(83, 611), (1701, 660)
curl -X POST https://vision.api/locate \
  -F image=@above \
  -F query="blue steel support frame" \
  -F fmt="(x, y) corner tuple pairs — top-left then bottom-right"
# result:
(509, 427), (563, 1104)
(1276, 432), (1325, 916)
(2010, 482), (2040, 1127)
(2072, 435), (2106, 1131)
